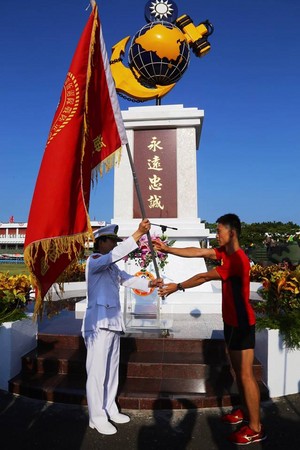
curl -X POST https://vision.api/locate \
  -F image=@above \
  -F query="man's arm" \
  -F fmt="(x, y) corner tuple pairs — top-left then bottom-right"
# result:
(159, 268), (221, 297)
(153, 240), (217, 259)
(91, 219), (152, 271)
(110, 218), (151, 263)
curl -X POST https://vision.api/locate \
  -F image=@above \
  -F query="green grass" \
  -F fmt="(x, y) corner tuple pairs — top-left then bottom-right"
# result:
(0, 263), (30, 275)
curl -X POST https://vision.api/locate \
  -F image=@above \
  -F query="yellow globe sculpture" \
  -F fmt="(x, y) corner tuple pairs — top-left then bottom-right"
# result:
(128, 21), (190, 87)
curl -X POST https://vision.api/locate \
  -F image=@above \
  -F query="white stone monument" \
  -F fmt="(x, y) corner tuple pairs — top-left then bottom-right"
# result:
(113, 104), (221, 318)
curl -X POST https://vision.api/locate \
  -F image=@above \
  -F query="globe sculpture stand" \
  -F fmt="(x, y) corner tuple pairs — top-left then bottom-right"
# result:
(113, 104), (221, 329)
(109, 1), (218, 328)
(76, 2), (217, 327)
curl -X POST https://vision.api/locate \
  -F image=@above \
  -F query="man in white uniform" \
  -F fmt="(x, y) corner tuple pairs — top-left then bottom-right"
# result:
(82, 218), (161, 435)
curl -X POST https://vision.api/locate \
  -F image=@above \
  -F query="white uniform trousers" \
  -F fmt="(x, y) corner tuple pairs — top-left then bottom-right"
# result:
(85, 328), (120, 422)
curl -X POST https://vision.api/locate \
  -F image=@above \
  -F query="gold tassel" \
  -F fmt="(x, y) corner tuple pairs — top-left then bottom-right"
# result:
(91, 146), (122, 182)
(24, 231), (92, 320)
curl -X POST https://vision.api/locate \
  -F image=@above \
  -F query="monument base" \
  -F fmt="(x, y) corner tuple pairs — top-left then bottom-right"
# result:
(75, 222), (222, 326)
(112, 218), (221, 320)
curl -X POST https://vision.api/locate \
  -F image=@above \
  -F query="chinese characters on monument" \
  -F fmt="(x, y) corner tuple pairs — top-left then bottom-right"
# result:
(133, 129), (177, 218)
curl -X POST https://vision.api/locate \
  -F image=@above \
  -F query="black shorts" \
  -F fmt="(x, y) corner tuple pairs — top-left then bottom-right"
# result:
(223, 323), (255, 350)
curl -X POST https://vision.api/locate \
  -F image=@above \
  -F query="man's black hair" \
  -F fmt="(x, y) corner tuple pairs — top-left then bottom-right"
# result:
(216, 213), (241, 237)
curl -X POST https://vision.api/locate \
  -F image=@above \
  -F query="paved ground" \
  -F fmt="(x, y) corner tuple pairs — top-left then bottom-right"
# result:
(1, 390), (299, 450)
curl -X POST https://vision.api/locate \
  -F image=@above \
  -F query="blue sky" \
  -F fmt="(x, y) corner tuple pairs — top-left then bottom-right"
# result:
(1, 0), (299, 225)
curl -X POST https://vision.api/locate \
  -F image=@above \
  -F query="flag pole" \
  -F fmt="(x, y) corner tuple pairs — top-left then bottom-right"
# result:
(125, 142), (162, 281)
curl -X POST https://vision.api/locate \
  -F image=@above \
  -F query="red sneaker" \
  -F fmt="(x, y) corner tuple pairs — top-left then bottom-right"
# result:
(221, 408), (245, 425)
(228, 425), (267, 445)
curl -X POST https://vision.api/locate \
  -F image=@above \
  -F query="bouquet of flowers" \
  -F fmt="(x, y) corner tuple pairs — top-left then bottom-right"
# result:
(124, 234), (175, 271)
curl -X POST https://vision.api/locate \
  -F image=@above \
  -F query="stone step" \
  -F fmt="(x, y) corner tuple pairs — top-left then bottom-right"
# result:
(9, 371), (269, 410)
(122, 334), (225, 353)
(22, 335), (262, 379)
(120, 352), (263, 381)
(21, 348), (86, 375)
(37, 332), (226, 352)
(37, 333), (85, 350)
(118, 378), (270, 410)
(9, 372), (87, 405)
(20, 346), (263, 382)
(9, 331), (268, 409)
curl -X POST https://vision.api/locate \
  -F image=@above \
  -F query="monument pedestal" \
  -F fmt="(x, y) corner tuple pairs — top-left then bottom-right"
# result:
(111, 105), (221, 320)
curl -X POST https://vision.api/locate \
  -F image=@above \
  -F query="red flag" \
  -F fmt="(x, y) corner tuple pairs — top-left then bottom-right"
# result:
(24, 3), (127, 316)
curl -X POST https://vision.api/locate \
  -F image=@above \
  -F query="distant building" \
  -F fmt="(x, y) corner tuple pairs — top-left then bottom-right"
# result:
(0, 221), (106, 255)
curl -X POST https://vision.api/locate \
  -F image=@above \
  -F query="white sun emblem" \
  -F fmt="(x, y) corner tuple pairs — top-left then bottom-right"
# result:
(150, 0), (174, 20)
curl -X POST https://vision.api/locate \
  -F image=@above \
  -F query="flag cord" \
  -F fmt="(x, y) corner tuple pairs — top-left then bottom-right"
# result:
(125, 142), (162, 283)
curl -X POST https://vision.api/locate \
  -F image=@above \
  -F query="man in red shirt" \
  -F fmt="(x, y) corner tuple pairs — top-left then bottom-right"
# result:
(156, 213), (267, 445)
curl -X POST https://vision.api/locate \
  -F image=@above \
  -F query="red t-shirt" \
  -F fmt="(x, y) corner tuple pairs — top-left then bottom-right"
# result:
(214, 247), (255, 327)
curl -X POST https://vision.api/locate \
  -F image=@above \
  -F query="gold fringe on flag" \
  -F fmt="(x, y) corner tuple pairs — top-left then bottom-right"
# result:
(24, 231), (92, 320)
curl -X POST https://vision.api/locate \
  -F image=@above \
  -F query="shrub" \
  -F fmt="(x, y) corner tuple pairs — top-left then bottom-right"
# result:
(0, 273), (32, 324)
(251, 264), (300, 349)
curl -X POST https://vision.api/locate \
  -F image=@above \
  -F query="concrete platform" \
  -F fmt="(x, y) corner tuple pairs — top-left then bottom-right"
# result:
(1, 388), (299, 449)
(37, 306), (224, 340)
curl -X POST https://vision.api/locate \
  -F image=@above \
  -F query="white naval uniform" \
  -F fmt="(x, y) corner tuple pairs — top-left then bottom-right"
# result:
(81, 236), (149, 424)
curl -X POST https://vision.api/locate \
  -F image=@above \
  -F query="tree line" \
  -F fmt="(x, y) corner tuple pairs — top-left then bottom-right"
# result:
(204, 221), (300, 248)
